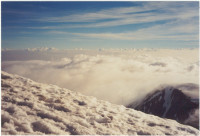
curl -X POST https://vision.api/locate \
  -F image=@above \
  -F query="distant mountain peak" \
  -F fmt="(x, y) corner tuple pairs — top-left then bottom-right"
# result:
(128, 87), (199, 129)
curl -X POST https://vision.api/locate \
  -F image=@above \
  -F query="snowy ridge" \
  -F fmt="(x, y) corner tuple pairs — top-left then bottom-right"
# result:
(1, 71), (199, 135)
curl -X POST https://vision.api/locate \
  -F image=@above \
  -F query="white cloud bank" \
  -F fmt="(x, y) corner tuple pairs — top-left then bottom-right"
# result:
(2, 49), (199, 105)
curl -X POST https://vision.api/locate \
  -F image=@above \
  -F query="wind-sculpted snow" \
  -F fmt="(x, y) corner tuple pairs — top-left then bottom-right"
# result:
(1, 71), (199, 135)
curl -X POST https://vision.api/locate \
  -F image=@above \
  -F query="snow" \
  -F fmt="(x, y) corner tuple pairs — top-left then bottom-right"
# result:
(1, 71), (199, 135)
(146, 91), (162, 102)
(162, 87), (174, 117)
(159, 95), (162, 101)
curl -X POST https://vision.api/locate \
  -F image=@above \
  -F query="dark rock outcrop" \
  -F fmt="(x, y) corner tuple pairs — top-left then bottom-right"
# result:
(127, 87), (199, 129)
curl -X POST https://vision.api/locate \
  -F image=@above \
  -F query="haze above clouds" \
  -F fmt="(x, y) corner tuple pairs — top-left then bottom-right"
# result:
(2, 48), (199, 105)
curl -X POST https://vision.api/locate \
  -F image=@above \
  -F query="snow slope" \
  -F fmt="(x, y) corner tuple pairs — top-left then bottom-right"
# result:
(1, 71), (199, 135)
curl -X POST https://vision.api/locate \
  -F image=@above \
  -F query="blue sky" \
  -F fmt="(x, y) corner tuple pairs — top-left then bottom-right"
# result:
(2, 1), (199, 49)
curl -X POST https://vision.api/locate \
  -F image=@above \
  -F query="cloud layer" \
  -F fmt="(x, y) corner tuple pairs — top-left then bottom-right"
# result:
(30, 2), (199, 42)
(2, 49), (199, 105)
(34, 2), (198, 27)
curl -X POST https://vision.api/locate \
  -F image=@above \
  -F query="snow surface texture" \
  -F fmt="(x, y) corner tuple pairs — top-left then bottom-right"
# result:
(1, 71), (199, 135)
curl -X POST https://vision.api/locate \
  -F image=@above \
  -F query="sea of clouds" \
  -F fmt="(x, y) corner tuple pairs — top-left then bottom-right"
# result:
(2, 48), (199, 105)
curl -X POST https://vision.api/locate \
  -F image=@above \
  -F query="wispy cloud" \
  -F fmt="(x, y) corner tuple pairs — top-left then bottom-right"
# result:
(30, 2), (198, 29)
(45, 18), (198, 42)
(2, 2), (199, 48)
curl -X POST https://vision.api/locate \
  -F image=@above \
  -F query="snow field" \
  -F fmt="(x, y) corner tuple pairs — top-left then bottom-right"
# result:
(1, 71), (199, 135)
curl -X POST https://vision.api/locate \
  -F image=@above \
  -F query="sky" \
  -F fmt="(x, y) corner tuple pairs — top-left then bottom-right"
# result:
(1, 1), (199, 49)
